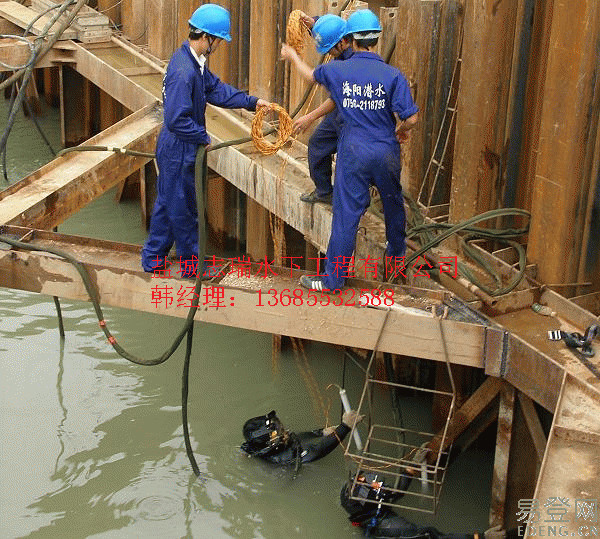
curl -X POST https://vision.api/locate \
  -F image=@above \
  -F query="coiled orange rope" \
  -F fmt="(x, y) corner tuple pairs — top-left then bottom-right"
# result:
(286, 9), (311, 55)
(251, 103), (293, 155)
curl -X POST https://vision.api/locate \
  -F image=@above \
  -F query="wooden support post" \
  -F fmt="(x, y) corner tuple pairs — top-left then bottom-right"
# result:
(206, 170), (232, 250)
(390, 0), (420, 197)
(504, 392), (545, 531)
(431, 363), (471, 432)
(427, 376), (503, 462)
(246, 0), (278, 262)
(42, 66), (60, 108)
(97, 0), (120, 28)
(147, 0), (177, 60)
(97, 92), (140, 203)
(246, 198), (272, 261)
(383, 1), (461, 201)
(449, 0), (521, 221)
(60, 66), (92, 147)
(249, 0), (279, 102)
(177, 0), (195, 45)
(489, 382), (515, 528)
(208, 0), (235, 84)
(121, 0), (146, 44)
(99, 88), (123, 131)
(517, 392), (546, 465)
(527, 0), (600, 290)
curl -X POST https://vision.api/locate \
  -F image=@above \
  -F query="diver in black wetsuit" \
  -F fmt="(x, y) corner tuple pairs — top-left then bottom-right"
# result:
(341, 471), (508, 539)
(241, 409), (362, 469)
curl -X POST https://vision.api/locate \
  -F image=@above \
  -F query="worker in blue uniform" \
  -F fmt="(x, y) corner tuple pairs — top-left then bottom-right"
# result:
(293, 13), (354, 205)
(281, 10), (418, 291)
(142, 4), (269, 278)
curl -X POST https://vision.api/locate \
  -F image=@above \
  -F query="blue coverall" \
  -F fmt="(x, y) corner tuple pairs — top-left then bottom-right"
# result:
(141, 41), (258, 273)
(313, 51), (418, 289)
(307, 47), (353, 198)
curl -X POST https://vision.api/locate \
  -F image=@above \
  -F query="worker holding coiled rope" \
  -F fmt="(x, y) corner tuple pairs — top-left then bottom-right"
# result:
(281, 10), (418, 291)
(289, 12), (355, 205)
(141, 3), (271, 278)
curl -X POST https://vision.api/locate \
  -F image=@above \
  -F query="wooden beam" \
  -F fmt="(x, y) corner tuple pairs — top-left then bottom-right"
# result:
(427, 376), (503, 461)
(0, 39), (76, 73)
(70, 42), (159, 111)
(0, 228), (488, 366)
(489, 382), (515, 528)
(0, 16), (23, 35)
(517, 392), (546, 464)
(493, 299), (599, 412)
(568, 291), (600, 316)
(0, 103), (161, 228)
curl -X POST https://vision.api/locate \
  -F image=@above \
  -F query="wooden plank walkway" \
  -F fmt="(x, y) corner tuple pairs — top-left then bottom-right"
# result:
(0, 226), (490, 367)
(0, 103), (161, 229)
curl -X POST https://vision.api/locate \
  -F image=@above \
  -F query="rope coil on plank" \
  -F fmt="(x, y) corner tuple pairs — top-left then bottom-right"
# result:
(286, 10), (311, 55)
(251, 103), (293, 155)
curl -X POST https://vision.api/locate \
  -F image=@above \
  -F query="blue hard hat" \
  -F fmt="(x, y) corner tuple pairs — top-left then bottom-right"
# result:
(312, 14), (347, 54)
(188, 4), (232, 42)
(346, 9), (381, 35)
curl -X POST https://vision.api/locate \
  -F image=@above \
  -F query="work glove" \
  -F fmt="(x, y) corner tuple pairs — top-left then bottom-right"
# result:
(484, 525), (506, 539)
(342, 410), (364, 427)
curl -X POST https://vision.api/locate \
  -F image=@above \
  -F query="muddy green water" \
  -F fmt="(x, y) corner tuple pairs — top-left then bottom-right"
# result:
(0, 98), (492, 538)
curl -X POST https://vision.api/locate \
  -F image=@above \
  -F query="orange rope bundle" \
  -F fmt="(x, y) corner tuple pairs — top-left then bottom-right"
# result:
(286, 10), (310, 55)
(251, 103), (293, 155)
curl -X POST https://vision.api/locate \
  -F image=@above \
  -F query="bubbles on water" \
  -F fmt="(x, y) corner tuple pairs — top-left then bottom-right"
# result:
(136, 494), (182, 521)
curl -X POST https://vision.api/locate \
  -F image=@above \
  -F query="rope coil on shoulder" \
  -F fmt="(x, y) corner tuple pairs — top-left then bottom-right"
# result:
(251, 103), (293, 155)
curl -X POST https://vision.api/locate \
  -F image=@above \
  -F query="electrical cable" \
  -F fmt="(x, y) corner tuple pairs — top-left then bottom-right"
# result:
(0, 0), (69, 180)
(0, 0), (86, 94)
(1, 0), (85, 183)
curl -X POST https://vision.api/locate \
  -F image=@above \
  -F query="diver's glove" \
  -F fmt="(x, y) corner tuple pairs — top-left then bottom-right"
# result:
(342, 410), (365, 427)
(484, 525), (506, 539)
